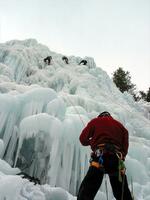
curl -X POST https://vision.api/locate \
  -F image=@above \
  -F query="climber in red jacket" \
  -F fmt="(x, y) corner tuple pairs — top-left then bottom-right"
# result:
(77, 111), (133, 200)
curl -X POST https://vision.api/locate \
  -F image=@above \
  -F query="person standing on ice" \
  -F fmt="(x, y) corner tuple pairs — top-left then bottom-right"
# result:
(79, 60), (87, 65)
(62, 56), (69, 64)
(77, 111), (133, 200)
(43, 56), (52, 65)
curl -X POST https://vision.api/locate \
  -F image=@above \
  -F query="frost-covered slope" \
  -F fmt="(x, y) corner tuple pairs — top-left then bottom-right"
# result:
(0, 39), (150, 200)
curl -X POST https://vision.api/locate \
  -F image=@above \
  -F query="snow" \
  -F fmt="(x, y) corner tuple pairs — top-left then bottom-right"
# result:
(0, 39), (150, 199)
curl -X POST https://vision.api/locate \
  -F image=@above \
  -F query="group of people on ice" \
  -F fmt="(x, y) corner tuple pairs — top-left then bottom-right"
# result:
(43, 55), (87, 66)
(21, 51), (134, 200)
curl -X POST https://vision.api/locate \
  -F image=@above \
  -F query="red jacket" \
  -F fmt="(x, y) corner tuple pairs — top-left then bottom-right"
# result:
(79, 116), (129, 157)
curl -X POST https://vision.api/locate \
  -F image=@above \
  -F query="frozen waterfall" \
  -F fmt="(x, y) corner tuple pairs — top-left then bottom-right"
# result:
(0, 39), (150, 200)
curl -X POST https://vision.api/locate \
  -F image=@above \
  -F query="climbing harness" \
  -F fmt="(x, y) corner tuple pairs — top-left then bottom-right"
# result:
(90, 143), (126, 182)
(90, 146), (104, 170)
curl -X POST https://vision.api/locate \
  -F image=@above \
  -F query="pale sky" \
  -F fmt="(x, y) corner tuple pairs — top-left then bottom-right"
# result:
(0, 0), (150, 91)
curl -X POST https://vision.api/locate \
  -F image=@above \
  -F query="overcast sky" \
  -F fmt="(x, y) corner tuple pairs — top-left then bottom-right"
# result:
(0, 0), (150, 91)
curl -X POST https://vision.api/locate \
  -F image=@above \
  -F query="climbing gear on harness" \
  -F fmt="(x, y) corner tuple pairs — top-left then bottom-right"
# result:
(90, 143), (126, 181)
(118, 159), (126, 182)
(116, 151), (126, 182)
(90, 161), (103, 169)
(90, 145), (104, 170)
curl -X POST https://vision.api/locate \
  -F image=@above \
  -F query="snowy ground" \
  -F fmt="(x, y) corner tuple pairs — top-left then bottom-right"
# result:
(0, 39), (150, 200)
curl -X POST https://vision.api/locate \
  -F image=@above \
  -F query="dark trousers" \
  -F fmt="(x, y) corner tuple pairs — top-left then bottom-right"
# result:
(77, 166), (133, 200)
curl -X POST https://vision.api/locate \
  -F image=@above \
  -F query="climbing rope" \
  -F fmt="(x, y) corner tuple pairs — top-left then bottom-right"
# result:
(131, 176), (134, 200)
(65, 93), (86, 126)
(104, 174), (109, 200)
(121, 168), (126, 200)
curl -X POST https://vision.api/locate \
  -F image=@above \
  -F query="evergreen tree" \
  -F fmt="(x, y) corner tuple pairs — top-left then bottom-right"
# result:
(138, 88), (150, 102)
(139, 90), (147, 101)
(146, 87), (150, 102)
(112, 67), (135, 93)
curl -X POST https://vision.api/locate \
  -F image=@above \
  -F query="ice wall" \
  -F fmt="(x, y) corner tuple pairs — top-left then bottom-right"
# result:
(0, 39), (150, 199)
